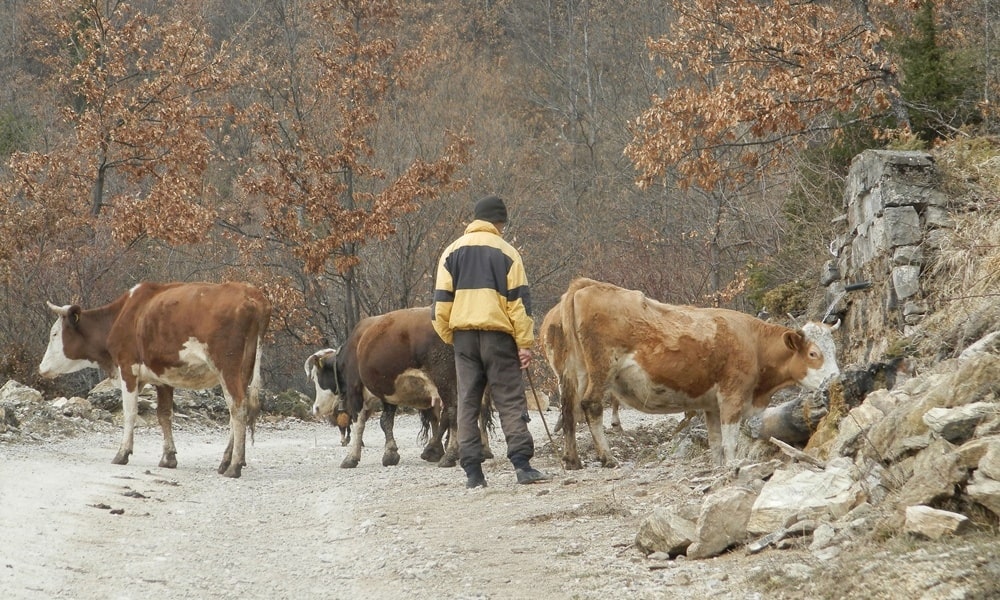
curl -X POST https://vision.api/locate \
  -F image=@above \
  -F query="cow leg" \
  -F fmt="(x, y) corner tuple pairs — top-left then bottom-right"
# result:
(155, 386), (178, 468)
(479, 418), (492, 460)
(220, 434), (235, 471)
(582, 396), (618, 468)
(559, 383), (583, 470)
(340, 404), (372, 468)
(218, 423), (246, 478)
(609, 396), (622, 430)
(421, 407), (446, 464)
(704, 409), (726, 465)
(380, 403), (401, 467)
(339, 423), (351, 446)
(113, 380), (140, 465)
(721, 421), (741, 464)
(436, 378), (474, 468)
(218, 383), (247, 478)
(718, 398), (745, 465)
(438, 403), (460, 468)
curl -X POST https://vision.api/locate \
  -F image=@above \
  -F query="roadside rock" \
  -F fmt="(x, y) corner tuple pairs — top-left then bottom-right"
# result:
(687, 486), (757, 559)
(904, 505), (970, 540)
(635, 507), (696, 557)
(747, 458), (864, 536)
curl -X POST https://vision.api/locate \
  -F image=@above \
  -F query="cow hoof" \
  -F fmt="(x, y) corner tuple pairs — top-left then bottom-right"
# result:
(382, 451), (400, 467)
(340, 457), (359, 468)
(562, 459), (583, 470)
(600, 458), (619, 468)
(221, 465), (242, 478)
(111, 451), (130, 465)
(217, 460), (230, 474)
(483, 448), (494, 460)
(437, 456), (457, 468)
(159, 454), (178, 469)
(420, 445), (444, 463)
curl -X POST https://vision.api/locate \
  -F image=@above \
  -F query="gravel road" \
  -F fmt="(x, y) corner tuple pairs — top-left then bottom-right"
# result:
(3, 410), (997, 600)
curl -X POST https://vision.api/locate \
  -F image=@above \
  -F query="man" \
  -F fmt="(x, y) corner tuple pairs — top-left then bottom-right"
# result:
(432, 195), (551, 488)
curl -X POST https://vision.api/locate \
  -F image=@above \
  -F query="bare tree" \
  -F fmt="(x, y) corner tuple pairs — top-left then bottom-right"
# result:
(235, 0), (471, 341)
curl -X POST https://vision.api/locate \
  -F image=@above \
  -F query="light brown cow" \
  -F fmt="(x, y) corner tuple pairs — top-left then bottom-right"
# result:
(39, 282), (271, 478)
(540, 278), (839, 468)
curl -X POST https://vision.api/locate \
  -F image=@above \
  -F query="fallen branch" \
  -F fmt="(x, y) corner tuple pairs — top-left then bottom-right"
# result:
(768, 437), (826, 469)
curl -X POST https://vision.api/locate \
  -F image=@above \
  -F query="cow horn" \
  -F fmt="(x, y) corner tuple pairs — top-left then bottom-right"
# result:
(829, 319), (841, 331)
(46, 301), (69, 316)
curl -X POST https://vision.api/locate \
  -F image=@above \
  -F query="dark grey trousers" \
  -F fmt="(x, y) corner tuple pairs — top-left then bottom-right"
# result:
(453, 329), (534, 469)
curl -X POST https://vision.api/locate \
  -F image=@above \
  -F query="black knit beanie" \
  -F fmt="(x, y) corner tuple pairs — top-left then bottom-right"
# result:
(473, 195), (508, 224)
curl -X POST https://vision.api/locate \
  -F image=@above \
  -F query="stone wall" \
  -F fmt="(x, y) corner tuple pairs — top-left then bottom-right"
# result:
(823, 150), (952, 364)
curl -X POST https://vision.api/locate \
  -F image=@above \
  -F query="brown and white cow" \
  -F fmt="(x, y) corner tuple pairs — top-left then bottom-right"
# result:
(39, 282), (271, 478)
(329, 307), (461, 469)
(540, 278), (839, 468)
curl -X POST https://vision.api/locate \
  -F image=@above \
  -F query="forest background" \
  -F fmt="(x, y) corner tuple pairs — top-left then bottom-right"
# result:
(0, 0), (996, 397)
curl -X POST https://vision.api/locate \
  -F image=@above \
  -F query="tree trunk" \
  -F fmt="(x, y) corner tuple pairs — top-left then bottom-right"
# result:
(851, 0), (911, 128)
(342, 166), (361, 333)
(91, 161), (106, 217)
(708, 191), (722, 307)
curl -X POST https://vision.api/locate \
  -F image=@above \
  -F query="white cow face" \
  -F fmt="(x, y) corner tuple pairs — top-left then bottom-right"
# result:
(798, 321), (841, 389)
(38, 305), (99, 377)
(311, 388), (341, 419)
(305, 349), (341, 417)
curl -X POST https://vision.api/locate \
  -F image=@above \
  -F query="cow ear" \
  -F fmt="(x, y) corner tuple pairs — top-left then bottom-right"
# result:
(68, 305), (82, 326)
(783, 330), (804, 351)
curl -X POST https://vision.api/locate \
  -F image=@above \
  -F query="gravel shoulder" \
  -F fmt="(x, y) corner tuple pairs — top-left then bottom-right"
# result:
(2, 411), (998, 600)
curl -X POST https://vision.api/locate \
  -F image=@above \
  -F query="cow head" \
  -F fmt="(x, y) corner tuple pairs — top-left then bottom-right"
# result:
(790, 320), (841, 389)
(39, 302), (102, 378)
(303, 348), (335, 381)
(305, 348), (352, 444)
(305, 348), (341, 414)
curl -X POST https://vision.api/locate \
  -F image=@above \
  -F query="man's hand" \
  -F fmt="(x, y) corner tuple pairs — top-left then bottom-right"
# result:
(518, 348), (532, 369)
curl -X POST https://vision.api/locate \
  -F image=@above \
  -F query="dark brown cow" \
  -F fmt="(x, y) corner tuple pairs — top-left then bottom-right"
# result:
(324, 307), (497, 468)
(39, 282), (271, 478)
(540, 278), (840, 468)
(330, 307), (460, 468)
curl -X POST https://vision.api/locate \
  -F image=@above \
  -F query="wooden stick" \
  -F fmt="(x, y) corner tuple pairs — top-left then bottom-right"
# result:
(768, 436), (826, 468)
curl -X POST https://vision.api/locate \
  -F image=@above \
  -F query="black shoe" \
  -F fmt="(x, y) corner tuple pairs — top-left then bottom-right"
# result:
(515, 467), (552, 484)
(465, 464), (487, 489)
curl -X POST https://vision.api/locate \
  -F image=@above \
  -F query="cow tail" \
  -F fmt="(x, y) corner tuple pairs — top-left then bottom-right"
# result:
(559, 380), (574, 433)
(560, 279), (587, 410)
(482, 389), (496, 435)
(247, 338), (264, 442)
(247, 292), (271, 443)
(418, 410), (431, 444)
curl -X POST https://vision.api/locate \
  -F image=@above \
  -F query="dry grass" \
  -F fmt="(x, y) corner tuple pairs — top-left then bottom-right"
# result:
(912, 138), (1000, 359)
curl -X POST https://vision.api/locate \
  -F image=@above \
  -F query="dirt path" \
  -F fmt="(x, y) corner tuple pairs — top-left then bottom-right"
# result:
(3, 412), (996, 600)
(0, 412), (729, 599)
